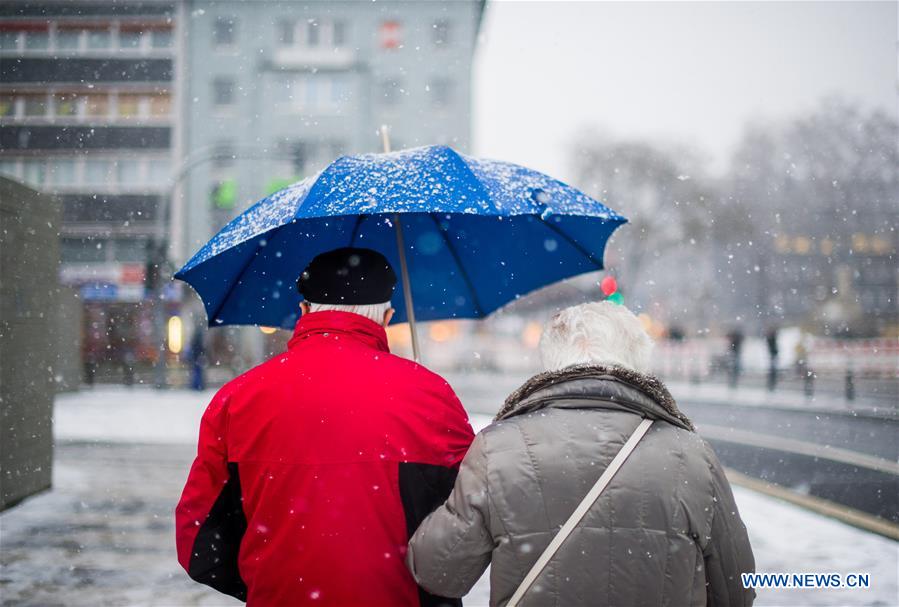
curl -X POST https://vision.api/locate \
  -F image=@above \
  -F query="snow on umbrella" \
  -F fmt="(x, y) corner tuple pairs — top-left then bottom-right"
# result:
(175, 144), (627, 359)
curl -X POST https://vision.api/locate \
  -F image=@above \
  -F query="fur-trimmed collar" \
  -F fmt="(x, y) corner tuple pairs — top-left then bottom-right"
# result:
(496, 364), (695, 431)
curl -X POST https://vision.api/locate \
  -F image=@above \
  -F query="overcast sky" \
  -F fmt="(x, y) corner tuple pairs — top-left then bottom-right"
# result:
(473, 1), (898, 180)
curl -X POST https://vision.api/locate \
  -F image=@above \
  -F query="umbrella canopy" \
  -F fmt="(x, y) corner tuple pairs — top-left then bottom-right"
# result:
(175, 145), (626, 330)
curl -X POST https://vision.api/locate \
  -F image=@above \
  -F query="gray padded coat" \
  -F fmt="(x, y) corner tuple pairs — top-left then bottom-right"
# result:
(407, 365), (755, 607)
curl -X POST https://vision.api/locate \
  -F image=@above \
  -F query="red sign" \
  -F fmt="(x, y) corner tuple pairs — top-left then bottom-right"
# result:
(380, 20), (401, 49)
(120, 264), (146, 284)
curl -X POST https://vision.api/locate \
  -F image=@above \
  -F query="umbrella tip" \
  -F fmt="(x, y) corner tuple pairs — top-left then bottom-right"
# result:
(379, 125), (391, 153)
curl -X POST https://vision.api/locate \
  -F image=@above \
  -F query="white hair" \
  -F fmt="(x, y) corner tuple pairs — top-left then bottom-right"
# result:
(539, 301), (654, 373)
(306, 301), (392, 324)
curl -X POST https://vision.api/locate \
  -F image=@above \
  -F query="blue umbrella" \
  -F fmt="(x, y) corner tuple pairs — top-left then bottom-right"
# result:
(175, 144), (626, 360)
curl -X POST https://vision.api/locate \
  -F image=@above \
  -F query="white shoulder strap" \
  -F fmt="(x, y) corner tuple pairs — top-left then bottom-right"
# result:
(506, 417), (654, 607)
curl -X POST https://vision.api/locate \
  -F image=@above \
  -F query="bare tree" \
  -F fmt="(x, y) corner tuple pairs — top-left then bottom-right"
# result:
(725, 98), (898, 334)
(568, 133), (714, 327)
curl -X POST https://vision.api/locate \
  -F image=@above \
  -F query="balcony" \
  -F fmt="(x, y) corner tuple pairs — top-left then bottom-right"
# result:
(271, 47), (357, 71)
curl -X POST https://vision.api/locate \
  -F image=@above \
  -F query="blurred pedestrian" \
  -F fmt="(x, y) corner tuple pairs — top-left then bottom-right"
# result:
(727, 327), (744, 387)
(765, 326), (779, 391)
(187, 325), (206, 391)
(794, 335), (808, 378)
(122, 347), (135, 387)
(408, 302), (755, 607)
(176, 247), (473, 606)
(83, 347), (98, 387)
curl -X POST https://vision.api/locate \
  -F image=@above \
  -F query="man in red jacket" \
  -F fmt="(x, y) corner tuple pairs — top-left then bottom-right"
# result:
(176, 248), (474, 606)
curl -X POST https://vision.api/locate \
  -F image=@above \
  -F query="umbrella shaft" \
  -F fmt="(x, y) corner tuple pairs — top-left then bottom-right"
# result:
(393, 213), (421, 362)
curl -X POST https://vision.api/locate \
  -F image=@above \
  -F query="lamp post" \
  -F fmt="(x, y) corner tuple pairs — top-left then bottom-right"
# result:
(150, 145), (296, 388)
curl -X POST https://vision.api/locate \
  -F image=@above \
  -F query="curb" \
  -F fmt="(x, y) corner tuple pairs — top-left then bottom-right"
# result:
(725, 468), (899, 541)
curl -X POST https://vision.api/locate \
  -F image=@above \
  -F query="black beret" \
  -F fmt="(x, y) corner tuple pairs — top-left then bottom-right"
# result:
(297, 247), (397, 305)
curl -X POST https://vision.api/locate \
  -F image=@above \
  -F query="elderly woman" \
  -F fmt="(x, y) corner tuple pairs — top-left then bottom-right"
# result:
(407, 302), (755, 606)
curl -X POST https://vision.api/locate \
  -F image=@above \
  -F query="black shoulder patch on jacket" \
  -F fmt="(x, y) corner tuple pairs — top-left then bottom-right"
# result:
(188, 462), (248, 601)
(399, 462), (462, 607)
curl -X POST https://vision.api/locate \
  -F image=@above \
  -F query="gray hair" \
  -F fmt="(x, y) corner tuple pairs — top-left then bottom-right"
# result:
(306, 301), (392, 325)
(539, 302), (653, 373)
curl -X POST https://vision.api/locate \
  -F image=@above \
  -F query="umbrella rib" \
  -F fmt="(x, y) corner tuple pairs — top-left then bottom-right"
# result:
(429, 214), (485, 317)
(537, 217), (605, 270)
(348, 214), (366, 247)
(206, 238), (267, 325)
(207, 224), (292, 326)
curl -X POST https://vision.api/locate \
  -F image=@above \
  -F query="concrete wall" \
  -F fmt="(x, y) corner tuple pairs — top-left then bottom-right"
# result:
(0, 177), (60, 511)
(54, 286), (83, 393)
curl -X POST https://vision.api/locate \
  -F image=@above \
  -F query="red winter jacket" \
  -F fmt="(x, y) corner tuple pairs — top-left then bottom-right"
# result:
(176, 311), (474, 606)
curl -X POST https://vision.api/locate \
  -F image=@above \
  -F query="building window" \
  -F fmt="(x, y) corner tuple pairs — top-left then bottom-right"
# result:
(276, 76), (350, 114)
(3, 155), (169, 192)
(379, 78), (403, 106)
(62, 237), (108, 263)
(117, 94), (142, 119)
(306, 20), (320, 47)
(1, 91), (170, 122)
(277, 18), (346, 49)
(147, 158), (171, 183)
(56, 28), (82, 51)
(116, 159), (143, 185)
(22, 159), (46, 187)
(23, 94), (47, 117)
(150, 28), (173, 49)
(119, 28), (143, 50)
(0, 31), (20, 51)
(429, 78), (452, 108)
(332, 21), (347, 47)
(86, 27), (112, 50)
(214, 17), (236, 48)
(0, 159), (19, 179)
(330, 78), (351, 106)
(85, 94), (110, 119)
(432, 20), (450, 46)
(213, 78), (236, 107)
(53, 93), (80, 118)
(379, 20), (402, 49)
(148, 94), (171, 117)
(277, 20), (294, 46)
(50, 158), (78, 187)
(25, 29), (50, 50)
(84, 159), (110, 186)
(113, 238), (148, 262)
(0, 95), (16, 117)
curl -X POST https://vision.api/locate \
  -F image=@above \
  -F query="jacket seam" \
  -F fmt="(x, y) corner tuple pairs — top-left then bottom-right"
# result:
(553, 413), (580, 607)
(484, 437), (509, 543)
(606, 413), (615, 605)
(437, 436), (491, 587)
(515, 418), (556, 597)
(660, 428), (688, 606)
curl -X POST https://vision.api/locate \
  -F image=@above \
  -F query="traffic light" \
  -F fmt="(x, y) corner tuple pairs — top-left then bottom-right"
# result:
(212, 178), (237, 210)
(600, 275), (624, 305)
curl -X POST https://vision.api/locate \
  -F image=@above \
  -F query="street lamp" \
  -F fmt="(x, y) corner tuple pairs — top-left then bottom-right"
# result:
(150, 145), (297, 388)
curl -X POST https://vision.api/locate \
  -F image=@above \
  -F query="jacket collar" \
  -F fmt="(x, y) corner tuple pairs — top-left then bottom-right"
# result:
(287, 310), (390, 353)
(495, 364), (695, 431)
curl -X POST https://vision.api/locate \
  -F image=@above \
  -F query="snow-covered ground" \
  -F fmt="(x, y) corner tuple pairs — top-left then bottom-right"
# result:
(1, 386), (896, 606)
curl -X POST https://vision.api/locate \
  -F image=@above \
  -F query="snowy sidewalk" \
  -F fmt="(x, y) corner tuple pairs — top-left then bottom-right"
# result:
(1, 387), (896, 606)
